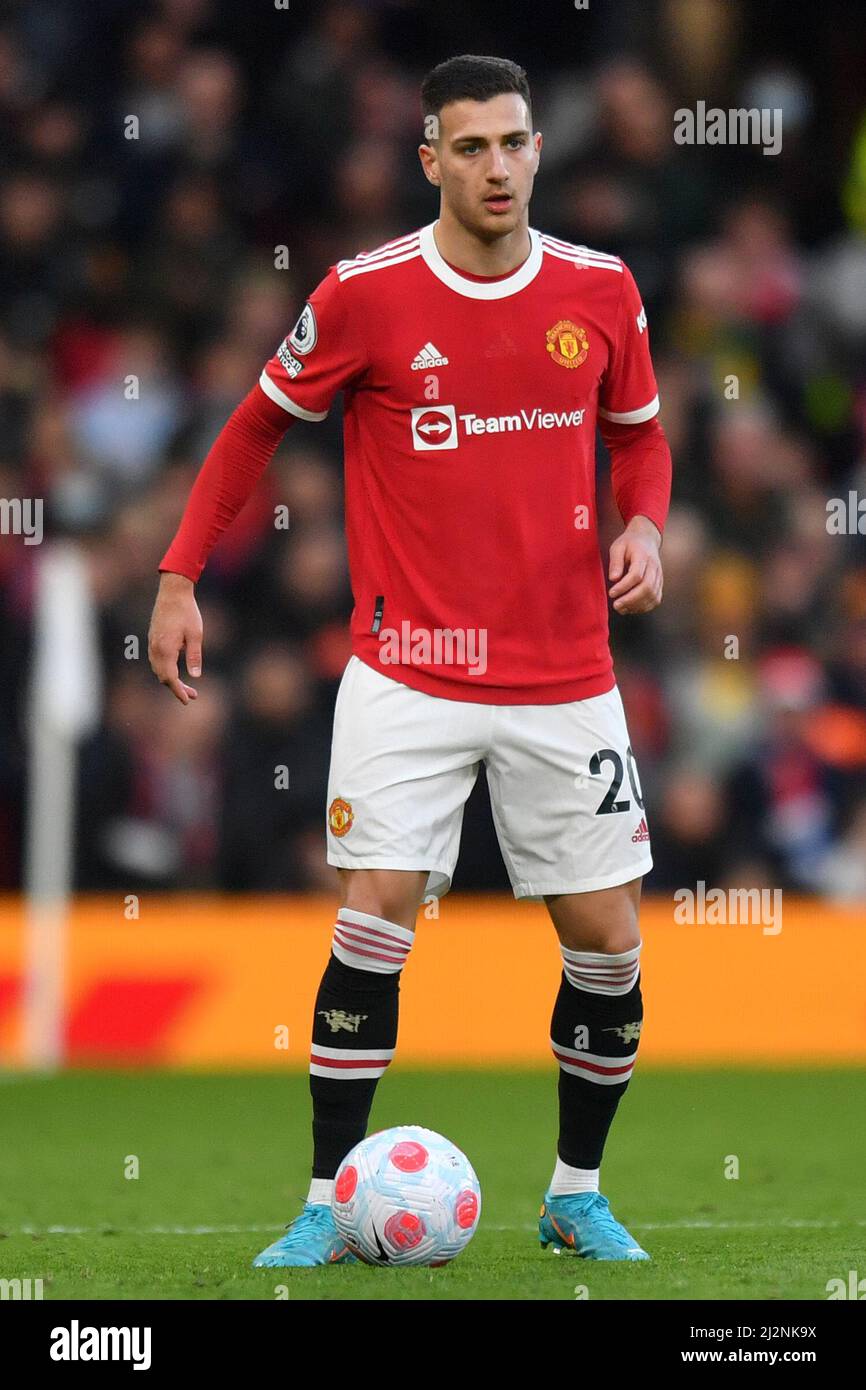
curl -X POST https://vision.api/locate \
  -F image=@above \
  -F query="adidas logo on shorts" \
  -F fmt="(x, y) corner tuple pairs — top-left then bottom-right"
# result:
(631, 816), (650, 843)
(411, 341), (449, 370)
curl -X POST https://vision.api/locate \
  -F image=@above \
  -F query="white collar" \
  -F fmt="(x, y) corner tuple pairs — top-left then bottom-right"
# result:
(419, 221), (543, 299)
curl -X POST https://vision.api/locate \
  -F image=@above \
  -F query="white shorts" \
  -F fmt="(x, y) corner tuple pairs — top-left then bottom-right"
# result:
(326, 655), (653, 900)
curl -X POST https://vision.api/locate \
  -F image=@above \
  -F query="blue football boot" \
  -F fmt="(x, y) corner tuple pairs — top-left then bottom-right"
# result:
(252, 1202), (358, 1267)
(539, 1190), (650, 1261)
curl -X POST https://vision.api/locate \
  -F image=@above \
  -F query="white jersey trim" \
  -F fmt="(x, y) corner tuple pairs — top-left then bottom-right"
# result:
(337, 242), (422, 282)
(259, 369), (328, 421)
(541, 233), (622, 263)
(541, 238), (624, 273)
(337, 231), (421, 270)
(598, 394), (660, 425)
(419, 221), (544, 299)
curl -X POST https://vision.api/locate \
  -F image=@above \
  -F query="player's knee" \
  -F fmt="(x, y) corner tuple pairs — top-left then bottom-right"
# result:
(338, 868), (426, 930)
(550, 908), (640, 955)
(546, 882), (641, 954)
(562, 924), (640, 955)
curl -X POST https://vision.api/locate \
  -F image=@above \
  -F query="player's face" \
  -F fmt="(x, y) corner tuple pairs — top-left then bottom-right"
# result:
(420, 93), (541, 241)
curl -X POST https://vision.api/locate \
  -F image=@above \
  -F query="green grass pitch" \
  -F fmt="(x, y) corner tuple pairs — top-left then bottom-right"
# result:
(1, 1068), (863, 1300)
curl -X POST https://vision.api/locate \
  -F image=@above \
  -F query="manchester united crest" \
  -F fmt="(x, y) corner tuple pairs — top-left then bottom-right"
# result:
(328, 797), (354, 837)
(546, 320), (589, 368)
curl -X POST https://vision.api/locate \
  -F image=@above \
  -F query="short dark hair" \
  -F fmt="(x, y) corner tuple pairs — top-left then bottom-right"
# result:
(421, 54), (531, 130)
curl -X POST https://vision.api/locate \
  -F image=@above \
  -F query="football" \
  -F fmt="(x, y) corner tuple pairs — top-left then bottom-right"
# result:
(331, 1125), (481, 1266)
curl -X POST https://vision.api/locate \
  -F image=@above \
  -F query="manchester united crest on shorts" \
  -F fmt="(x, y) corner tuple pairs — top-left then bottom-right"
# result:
(545, 320), (589, 368)
(328, 797), (354, 837)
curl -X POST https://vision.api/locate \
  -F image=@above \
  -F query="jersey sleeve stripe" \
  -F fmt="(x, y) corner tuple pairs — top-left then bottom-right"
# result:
(337, 245), (422, 282)
(259, 369), (328, 421)
(598, 394), (660, 424)
(541, 233), (622, 263)
(541, 241), (623, 272)
(337, 232), (421, 269)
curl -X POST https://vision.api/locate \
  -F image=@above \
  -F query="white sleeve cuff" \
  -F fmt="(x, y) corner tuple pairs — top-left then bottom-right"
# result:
(259, 369), (328, 422)
(598, 393), (660, 425)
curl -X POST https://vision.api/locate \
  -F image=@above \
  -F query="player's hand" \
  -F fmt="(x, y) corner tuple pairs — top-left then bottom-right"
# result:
(148, 572), (203, 704)
(608, 517), (663, 615)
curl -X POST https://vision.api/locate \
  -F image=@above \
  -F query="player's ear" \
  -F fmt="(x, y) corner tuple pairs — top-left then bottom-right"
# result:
(418, 143), (441, 187)
(533, 130), (543, 170)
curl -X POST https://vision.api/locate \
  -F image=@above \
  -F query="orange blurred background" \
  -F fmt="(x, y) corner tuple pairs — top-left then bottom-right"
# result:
(1, 894), (863, 1068)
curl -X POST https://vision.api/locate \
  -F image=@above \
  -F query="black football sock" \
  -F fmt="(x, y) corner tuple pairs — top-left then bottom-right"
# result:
(549, 943), (643, 1173)
(309, 908), (414, 1182)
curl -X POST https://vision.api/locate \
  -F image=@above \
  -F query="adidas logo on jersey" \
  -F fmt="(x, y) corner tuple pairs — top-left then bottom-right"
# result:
(631, 817), (650, 843)
(411, 342), (449, 370)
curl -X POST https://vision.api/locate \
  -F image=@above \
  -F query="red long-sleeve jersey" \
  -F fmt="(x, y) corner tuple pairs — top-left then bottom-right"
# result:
(160, 223), (672, 703)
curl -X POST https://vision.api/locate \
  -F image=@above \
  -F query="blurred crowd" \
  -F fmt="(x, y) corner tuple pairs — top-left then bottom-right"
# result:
(0, 0), (865, 899)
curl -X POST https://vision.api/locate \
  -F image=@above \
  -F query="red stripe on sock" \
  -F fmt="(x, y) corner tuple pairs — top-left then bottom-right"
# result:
(337, 919), (411, 950)
(551, 1049), (634, 1076)
(310, 1053), (392, 1069)
(333, 930), (407, 964)
(565, 960), (636, 971)
(334, 928), (408, 959)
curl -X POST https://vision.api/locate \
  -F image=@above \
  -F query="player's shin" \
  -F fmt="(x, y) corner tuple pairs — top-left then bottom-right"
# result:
(548, 942), (643, 1193)
(307, 908), (414, 1204)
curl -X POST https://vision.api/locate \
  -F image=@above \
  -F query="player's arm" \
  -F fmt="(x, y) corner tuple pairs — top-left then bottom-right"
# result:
(601, 413), (670, 614)
(598, 264), (672, 616)
(149, 267), (367, 703)
(149, 384), (294, 703)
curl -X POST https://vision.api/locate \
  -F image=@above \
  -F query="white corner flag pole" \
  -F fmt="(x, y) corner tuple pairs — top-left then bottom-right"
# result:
(23, 541), (102, 1069)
